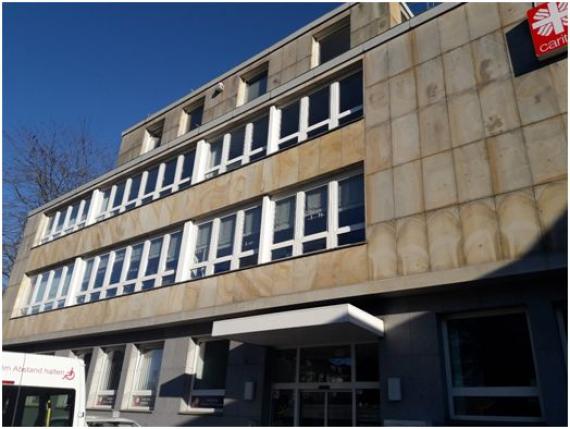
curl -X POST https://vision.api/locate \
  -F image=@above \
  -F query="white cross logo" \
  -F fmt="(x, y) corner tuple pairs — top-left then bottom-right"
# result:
(532, 2), (568, 36)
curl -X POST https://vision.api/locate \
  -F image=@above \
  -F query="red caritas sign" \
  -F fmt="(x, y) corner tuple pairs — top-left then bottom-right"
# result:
(527, 2), (568, 60)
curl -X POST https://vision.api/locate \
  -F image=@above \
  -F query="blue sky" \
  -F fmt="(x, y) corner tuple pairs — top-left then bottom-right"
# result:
(3, 3), (432, 164)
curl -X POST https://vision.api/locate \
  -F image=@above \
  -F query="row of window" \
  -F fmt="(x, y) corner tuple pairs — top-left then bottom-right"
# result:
(40, 70), (363, 245)
(142, 18), (352, 152)
(39, 307), (562, 422)
(26, 170), (365, 315)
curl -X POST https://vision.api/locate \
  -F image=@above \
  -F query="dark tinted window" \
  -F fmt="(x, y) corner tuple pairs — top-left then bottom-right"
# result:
(229, 126), (246, 160)
(194, 341), (230, 390)
(162, 158), (177, 187)
(280, 101), (300, 138)
(308, 86), (330, 126)
(246, 70), (268, 103)
(187, 103), (204, 131)
(339, 71), (363, 114)
(319, 24), (350, 64)
(145, 168), (159, 194)
(251, 115), (269, 152)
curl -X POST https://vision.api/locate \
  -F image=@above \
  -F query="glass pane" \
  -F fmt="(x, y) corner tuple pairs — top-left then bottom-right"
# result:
(161, 274), (176, 286)
(142, 280), (155, 291)
(300, 391), (325, 426)
(340, 71), (363, 113)
(274, 197), (295, 243)
(162, 158), (177, 187)
(208, 138), (224, 170)
(270, 349), (297, 383)
(300, 345), (352, 383)
(128, 174), (142, 201)
(246, 71), (268, 102)
(126, 244), (144, 280)
(101, 349), (124, 392)
(194, 223), (212, 263)
(110, 249), (126, 284)
(320, 24), (350, 64)
(60, 265), (73, 296)
(136, 347), (163, 392)
(191, 267), (206, 279)
(328, 391), (352, 427)
(453, 396), (541, 418)
(309, 86), (330, 126)
(229, 126), (246, 161)
(181, 151), (195, 180)
(112, 181), (126, 208)
(99, 189), (111, 215)
(188, 104), (203, 131)
(280, 101), (300, 138)
(47, 268), (63, 300)
(271, 389), (295, 427)
(356, 343), (379, 381)
(216, 215), (236, 258)
(145, 238), (163, 276)
(338, 229), (365, 246)
(80, 260), (94, 291)
(271, 246), (293, 261)
(447, 313), (537, 387)
(194, 340), (229, 390)
(45, 215), (54, 236)
(239, 255), (258, 269)
(307, 124), (328, 139)
(68, 202), (80, 225)
(242, 207), (261, 252)
(356, 389), (380, 426)
(214, 261), (231, 274)
(165, 232), (182, 271)
(302, 238), (327, 254)
(15, 388), (75, 427)
(54, 211), (65, 231)
(251, 115), (269, 152)
(339, 175), (364, 227)
(304, 186), (328, 236)
(144, 167), (159, 195)
(80, 199), (91, 222)
(93, 255), (109, 289)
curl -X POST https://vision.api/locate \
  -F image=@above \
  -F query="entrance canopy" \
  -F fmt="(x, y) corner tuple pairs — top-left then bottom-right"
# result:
(211, 304), (384, 346)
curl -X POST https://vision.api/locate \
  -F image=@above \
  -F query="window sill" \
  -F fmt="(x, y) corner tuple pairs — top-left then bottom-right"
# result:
(119, 408), (153, 414)
(179, 407), (221, 416)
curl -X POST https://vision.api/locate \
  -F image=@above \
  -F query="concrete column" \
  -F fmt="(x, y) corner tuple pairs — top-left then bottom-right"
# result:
(527, 298), (567, 425)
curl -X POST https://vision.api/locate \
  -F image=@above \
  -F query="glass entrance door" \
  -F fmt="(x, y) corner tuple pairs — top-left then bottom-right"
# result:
(269, 343), (381, 426)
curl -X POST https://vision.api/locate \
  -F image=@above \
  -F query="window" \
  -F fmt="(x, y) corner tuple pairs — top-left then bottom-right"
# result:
(75, 229), (182, 304)
(4, 386), (75, 427)
(42, 196), (91, 242)
(93, 347), (125, 408)
(244, 69), (268, 103)
(129, 344), (163, 410)
(443, 311), (541, 421)
(24, 264), (74, 315)
(190, 204), (262, 279)
(277, 70), (363, 149)
(189, 340), (229, 410)
(270, 170), (365, 261)
(204, 114), (269, 179)
(184, 101), (204, 133)
(143, 120), (164, 153)
(315, 20), (351, 65)
(73, 349), (93, 380)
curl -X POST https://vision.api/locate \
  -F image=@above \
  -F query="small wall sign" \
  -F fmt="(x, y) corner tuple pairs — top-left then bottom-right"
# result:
(527, 2), (568, 60)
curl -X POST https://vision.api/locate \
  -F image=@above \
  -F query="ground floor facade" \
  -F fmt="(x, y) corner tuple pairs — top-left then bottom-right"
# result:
(5, 269), (567, 426)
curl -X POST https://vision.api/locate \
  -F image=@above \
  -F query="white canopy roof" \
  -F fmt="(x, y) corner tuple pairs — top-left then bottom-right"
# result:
(211, 304), (384, 346)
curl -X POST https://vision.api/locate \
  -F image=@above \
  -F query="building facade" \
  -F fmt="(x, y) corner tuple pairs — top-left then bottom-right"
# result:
(3, 2), (567, 426)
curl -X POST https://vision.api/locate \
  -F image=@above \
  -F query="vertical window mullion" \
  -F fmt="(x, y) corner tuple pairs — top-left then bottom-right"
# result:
(329, 81), (340, 129)
(155, 162), (166, 196)
(173, 154), (185, 191)
(120, 246), (133, 286)
(62, 205), (73, 230)
(136, 240), (152, 291)
(50, 212), (61, 236)
(157, 234), (171, 282)
(122, 179), (133, 212)
(258, 196), (273, 264)
(243, 122), (254, 164)
(107, 185), (118, 215)
(137, 171), (149, 205)
(267, 106), (280, 155)
(88, 256), (101, 294)
(299, 96), (309, 142)
(64, 258), (85, 307)
(232, 210), (245, 269)
(29, 274), (43, 306)
(102, 251), (116, 293)
(220, 133), (231, 174)
(85, 190), (100, 226)
(56, 266), (69, 299)
(193, 140), (208, 184)
(176, 221), (196, 283)
(209, 219), (221, 274)
(76, 199), (86, 227)
(328, 180), (338, 248)
(294, 191), (305, 256)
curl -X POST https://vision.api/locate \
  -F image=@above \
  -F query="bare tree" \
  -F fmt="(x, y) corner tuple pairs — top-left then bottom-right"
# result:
(3, 121), (113, 288)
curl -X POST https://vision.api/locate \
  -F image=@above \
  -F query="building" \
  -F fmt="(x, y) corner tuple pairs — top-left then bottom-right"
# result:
(2, 2), (567, 426)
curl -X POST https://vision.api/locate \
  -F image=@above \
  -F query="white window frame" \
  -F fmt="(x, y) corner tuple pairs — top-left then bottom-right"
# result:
(275, 69), (363, 150)
(188, 203), (263, 279)
(187, 338), (229, 413)
(42, 196), (91, 243)
(268, 169), (364, 261)
(441, 309), (543, 423)
(204, 114), (269, 179)
(25, 264), (73, 315)
(312, 18), (351, 68)
(128, 343), (164, 411)
(142, 120), (164, 154)
(92, 347), (125, 409)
